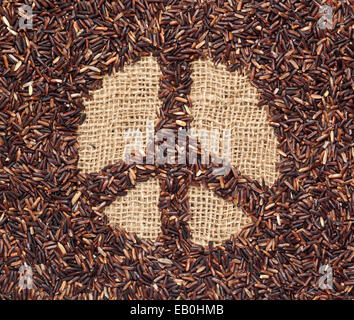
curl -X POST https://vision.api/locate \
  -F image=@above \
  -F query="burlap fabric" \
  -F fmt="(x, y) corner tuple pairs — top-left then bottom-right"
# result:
(190, 59), (278, 187)
(107, 178), (161, 240)
(78, 56), (160, 172)
(77, 56), (278, 246)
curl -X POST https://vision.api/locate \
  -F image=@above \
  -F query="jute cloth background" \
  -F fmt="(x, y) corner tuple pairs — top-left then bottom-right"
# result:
(77, 56), (278, 246)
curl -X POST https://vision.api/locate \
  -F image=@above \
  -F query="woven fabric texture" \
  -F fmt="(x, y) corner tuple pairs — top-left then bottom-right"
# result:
(77, 56), (278, 246)
(189, 186), (252, 246)
(77, 56), (160, 173)
(190, 59), (278, 187)
(108, 178), (161, 240)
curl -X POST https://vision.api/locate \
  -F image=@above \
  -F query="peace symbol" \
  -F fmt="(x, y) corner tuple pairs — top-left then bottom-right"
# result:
(80, 1), (277, 247)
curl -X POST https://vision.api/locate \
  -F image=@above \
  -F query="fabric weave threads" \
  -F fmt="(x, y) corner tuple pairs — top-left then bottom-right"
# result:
(189, 186), (252, 246)
(107, 178), (161, 240)
(77, 56), (278, 246)
(77, 56), (160, 173)
(190, 59), (278, 187)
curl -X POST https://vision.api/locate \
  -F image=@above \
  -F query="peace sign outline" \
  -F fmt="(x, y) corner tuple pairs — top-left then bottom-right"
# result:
(79, 0), (279, 249)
